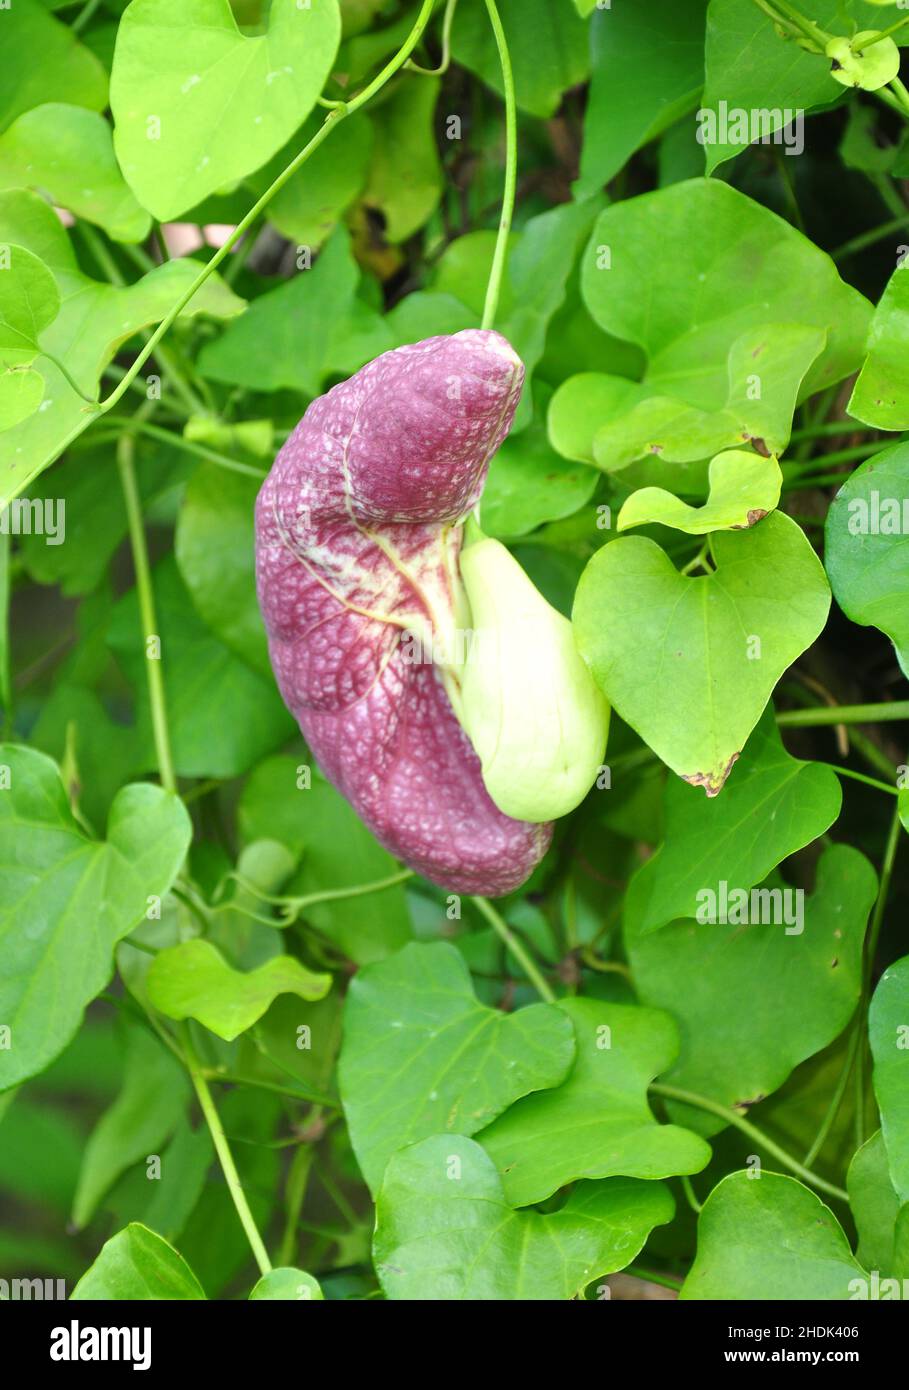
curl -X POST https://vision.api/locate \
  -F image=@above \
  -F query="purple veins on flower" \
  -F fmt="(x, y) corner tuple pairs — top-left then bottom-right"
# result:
(255, 330), (552, 896)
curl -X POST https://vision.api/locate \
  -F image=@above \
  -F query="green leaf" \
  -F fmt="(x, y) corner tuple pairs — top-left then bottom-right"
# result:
(374, 1135), (674, 1300)
(363, 76), (441, 242)
(0, 366), (45, 431)
(71, 1025), (189, 1229)
(0, 190), (245, 505)
(250, 110), (373, 249)
(71, 1223), (206, 1300)
(451, 0), (589, 119)
(849, 266), (909, 430)
(433, 199), (602, 431)
(198, 225), (392, 397)
(0, 744), (191, 1091)
(0, 243), (60, 370)
(624, 711), (842, 935)
(338, 941), (576, 1192)
(477, 998), (711, 1206)
(238, 757), (413, 964)
(627, 845), (877, 1133)
(175, 463), (267, 674)
(700, 0), (888, 173)
(20, 437), (190, 598)
(825, 443), (909, 678)
(592, 324), (825, 472)
(110, 0), (342, 220)
(847, 1131), (909, 1277)
(249, 1267), (324, 1300)
(480, 387), (597, 539)
(147, 938), (331, 1042)
(108, 556), (295, 780)
(617, 450), (782, 535)
(136, 1117), (214, 1245)
(0, 0), (108, 133)
(577, 1), (707, 196)
(680, 1172), (866, 1300)
(870, 955), (909, 1203)
(573, 513), (831, 793)
(0, 104), (150, 242)
(580, 180), (870, 469)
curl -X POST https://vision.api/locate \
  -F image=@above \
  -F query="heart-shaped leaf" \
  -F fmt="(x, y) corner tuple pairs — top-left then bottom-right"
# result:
(110, 0), (341, 220)
(850, 267), (909, 430)
(70, 1223), (206, 1300)
(825, 443), (909, 678)
(870, 955), (909, 1203)
(374, 1135), (674, 1300)
(0, 190), (245, 505)
(680, 1172), (866, 1300)
(578, 180), (870, 471)
(573, 512), (831, 793)
(590, 324), (825, 472)
(626, 845), (878, 1133)
(624, 711), (842, 935)
(617, 450), (782, 534)
(338, 941), (575, 1192)
(0, 745), (191, 1091)
(477, 998), (711, 1206)
(0, 104), (150, 243)
(147, 939), (331, 1042)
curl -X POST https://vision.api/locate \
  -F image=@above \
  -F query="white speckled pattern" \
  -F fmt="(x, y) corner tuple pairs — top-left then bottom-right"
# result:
(255, 330), (552, 895)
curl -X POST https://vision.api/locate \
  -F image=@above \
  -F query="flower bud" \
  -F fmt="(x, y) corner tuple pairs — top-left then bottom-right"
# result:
(458, 534), (610, 822)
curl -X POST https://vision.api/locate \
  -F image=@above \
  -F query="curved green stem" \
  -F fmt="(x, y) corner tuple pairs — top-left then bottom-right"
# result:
(471, 896), (556, 1003)
(802, 1026), (860, 1169)
(650, 1082), (849, 1203)
(407, 0), (458, 75)
(38, 352), (98, 405)
(480, 0), (518, 332)
(116, 413), (176, 794)
(183, 1030), (272, 1277)
(778, 701), (909, 728)
(822, 764), (897, 797)
(105, 416), (266, 479)
(50, 0), (437, 470)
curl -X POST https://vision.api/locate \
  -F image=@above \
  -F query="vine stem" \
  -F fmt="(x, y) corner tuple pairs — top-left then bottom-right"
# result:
(470, 896), (556, 1003)
(778, 701), (909, 727)
(182, 1029), (272, 1277)
(480, 0), (518, 332)
(649, 1083), (849, 1203)
(48, 0), (437, 469)
(116, 415), (176, 794)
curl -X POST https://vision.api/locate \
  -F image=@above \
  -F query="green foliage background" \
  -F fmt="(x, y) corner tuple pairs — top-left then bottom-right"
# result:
(2, 0), (909, 1302)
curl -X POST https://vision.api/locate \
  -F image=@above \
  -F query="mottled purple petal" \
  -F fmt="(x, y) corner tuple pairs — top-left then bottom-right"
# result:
(255, 330), (552, 896)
